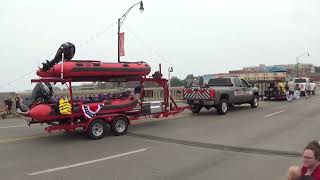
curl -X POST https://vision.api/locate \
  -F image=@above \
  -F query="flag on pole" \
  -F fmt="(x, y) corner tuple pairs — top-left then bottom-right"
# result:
(119, 32), (125, 56)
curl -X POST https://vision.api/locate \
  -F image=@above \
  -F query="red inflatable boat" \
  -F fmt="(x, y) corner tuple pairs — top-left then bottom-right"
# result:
(37, 60), (151, 78)
(28, 94), (139, 122)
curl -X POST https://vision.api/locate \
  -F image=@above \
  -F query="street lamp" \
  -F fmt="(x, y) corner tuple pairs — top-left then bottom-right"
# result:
(168, 67), (173, 111)
(117, 1), (144, 63)
(296, 52), (310, 77)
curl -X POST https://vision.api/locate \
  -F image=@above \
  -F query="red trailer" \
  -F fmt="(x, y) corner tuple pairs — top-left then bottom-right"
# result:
(25, 70), (190, 139)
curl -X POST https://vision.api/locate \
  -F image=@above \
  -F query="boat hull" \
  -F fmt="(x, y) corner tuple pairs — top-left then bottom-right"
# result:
(28, 95), (139, 122)
(37, 61), (151, 78)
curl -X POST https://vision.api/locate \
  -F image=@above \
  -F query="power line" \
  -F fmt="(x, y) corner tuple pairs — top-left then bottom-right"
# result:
(0, 70), (34, 90)
(78, 22), (117, 49)
(0, 22), (117, 91)
(123, 25), (187, 78)
(124, 25), (170, 64)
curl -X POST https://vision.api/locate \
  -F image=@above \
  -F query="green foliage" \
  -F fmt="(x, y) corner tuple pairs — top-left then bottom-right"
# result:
(169, 74), (204, 87)
(184, 74), (195, 81)
(170, 76), (183, 87)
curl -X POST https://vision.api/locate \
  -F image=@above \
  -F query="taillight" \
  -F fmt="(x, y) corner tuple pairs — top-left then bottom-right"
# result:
(210, 89), (215, 98)
(301, 84), (304, 89)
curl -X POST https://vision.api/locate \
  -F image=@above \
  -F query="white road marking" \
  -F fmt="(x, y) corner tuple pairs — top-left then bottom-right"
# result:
(27, 148), (148, 176)
(264, 110), (286, 118)
(0, 125), (28, 129)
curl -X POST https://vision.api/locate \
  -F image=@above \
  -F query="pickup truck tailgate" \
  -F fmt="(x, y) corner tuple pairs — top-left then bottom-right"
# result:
(183, 88), (212, 100)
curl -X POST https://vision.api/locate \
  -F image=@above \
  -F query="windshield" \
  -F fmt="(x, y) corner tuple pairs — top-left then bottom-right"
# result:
(294, 78), (306, 83)
(207, 78), (233, 86)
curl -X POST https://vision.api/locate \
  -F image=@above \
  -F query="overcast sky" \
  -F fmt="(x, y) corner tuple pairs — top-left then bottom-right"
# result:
(0, 0), (319, 92)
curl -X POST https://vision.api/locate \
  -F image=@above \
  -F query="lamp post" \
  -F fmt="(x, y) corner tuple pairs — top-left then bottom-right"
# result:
(117, 1), (144, 63)
(296, 52), (310, 77)
(168, 66), (173, 111)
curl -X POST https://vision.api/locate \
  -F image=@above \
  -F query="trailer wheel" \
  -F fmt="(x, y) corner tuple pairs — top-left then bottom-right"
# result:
(87, 119), (107, 140)
(191, 105), (202, 113)
(110, 116), (129, 136)
(250, 95), (259, 108)
(217, 98), (228, 115)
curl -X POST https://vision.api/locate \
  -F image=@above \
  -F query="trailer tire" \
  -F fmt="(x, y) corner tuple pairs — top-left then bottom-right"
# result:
(110, 116), (129, 136)
(191, 105), (202, 113)
(87, 119), (107, 140)
(217, 98), (228, 115)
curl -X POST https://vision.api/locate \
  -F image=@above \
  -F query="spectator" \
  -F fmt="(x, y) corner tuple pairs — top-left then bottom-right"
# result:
(134, 85), (142, 103)
(301, 140), (320, 180)
(4, 97), (13, 114)
(15, 96), (22, 112)
(287, 165), (301, 180)
(0, 104), (6, 119)
(287, 81), (295, 102)
(306, 82), (311, 97)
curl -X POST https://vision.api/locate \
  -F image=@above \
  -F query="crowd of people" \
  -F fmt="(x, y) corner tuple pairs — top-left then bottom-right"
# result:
(1, 96), (24, 118)
(284, 81), (311, 102)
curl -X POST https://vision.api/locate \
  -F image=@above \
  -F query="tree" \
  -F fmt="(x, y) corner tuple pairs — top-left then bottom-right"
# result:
(198, 76), (204, 87)
(183, 74), (196, 87)
(315, 66), (320, 73)
(170, 76), (183, 87)
(184, 74), (195, 81)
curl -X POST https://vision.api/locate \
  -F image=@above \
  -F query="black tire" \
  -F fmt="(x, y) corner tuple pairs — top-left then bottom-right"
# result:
(87, 119), (107, 140)
(301, 91), (305, 96)
(217, 98), (228, 115)
(191, 105), (202, 113)
(250, 95), (259, 108)
(110, 116), (129, 136)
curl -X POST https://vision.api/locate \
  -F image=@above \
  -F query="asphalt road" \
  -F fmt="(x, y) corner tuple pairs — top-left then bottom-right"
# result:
(0, 94), (319, 180)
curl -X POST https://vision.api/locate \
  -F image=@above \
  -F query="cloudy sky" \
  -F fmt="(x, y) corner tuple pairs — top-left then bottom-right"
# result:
(0, 0), (319, 92)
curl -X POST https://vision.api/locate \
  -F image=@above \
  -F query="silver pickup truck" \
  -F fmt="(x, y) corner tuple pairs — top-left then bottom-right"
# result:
(183, 77), (259, 115)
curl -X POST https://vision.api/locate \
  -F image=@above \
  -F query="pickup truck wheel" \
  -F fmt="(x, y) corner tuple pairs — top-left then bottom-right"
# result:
(191, 105), (202, 113)
(87, 119), (107, 140)
(217, 98), (228, 115)
(250, 95), (259, 108)
(110, 116), (129, 136)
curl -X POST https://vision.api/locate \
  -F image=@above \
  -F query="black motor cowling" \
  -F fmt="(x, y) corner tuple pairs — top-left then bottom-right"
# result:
(31, 82), (53, 104)
(41, 42), (76, 71)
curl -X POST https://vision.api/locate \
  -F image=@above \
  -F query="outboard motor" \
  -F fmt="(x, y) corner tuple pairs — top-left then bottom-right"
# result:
(31, 82), (53, 106)
(41, 42), (76, 71)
